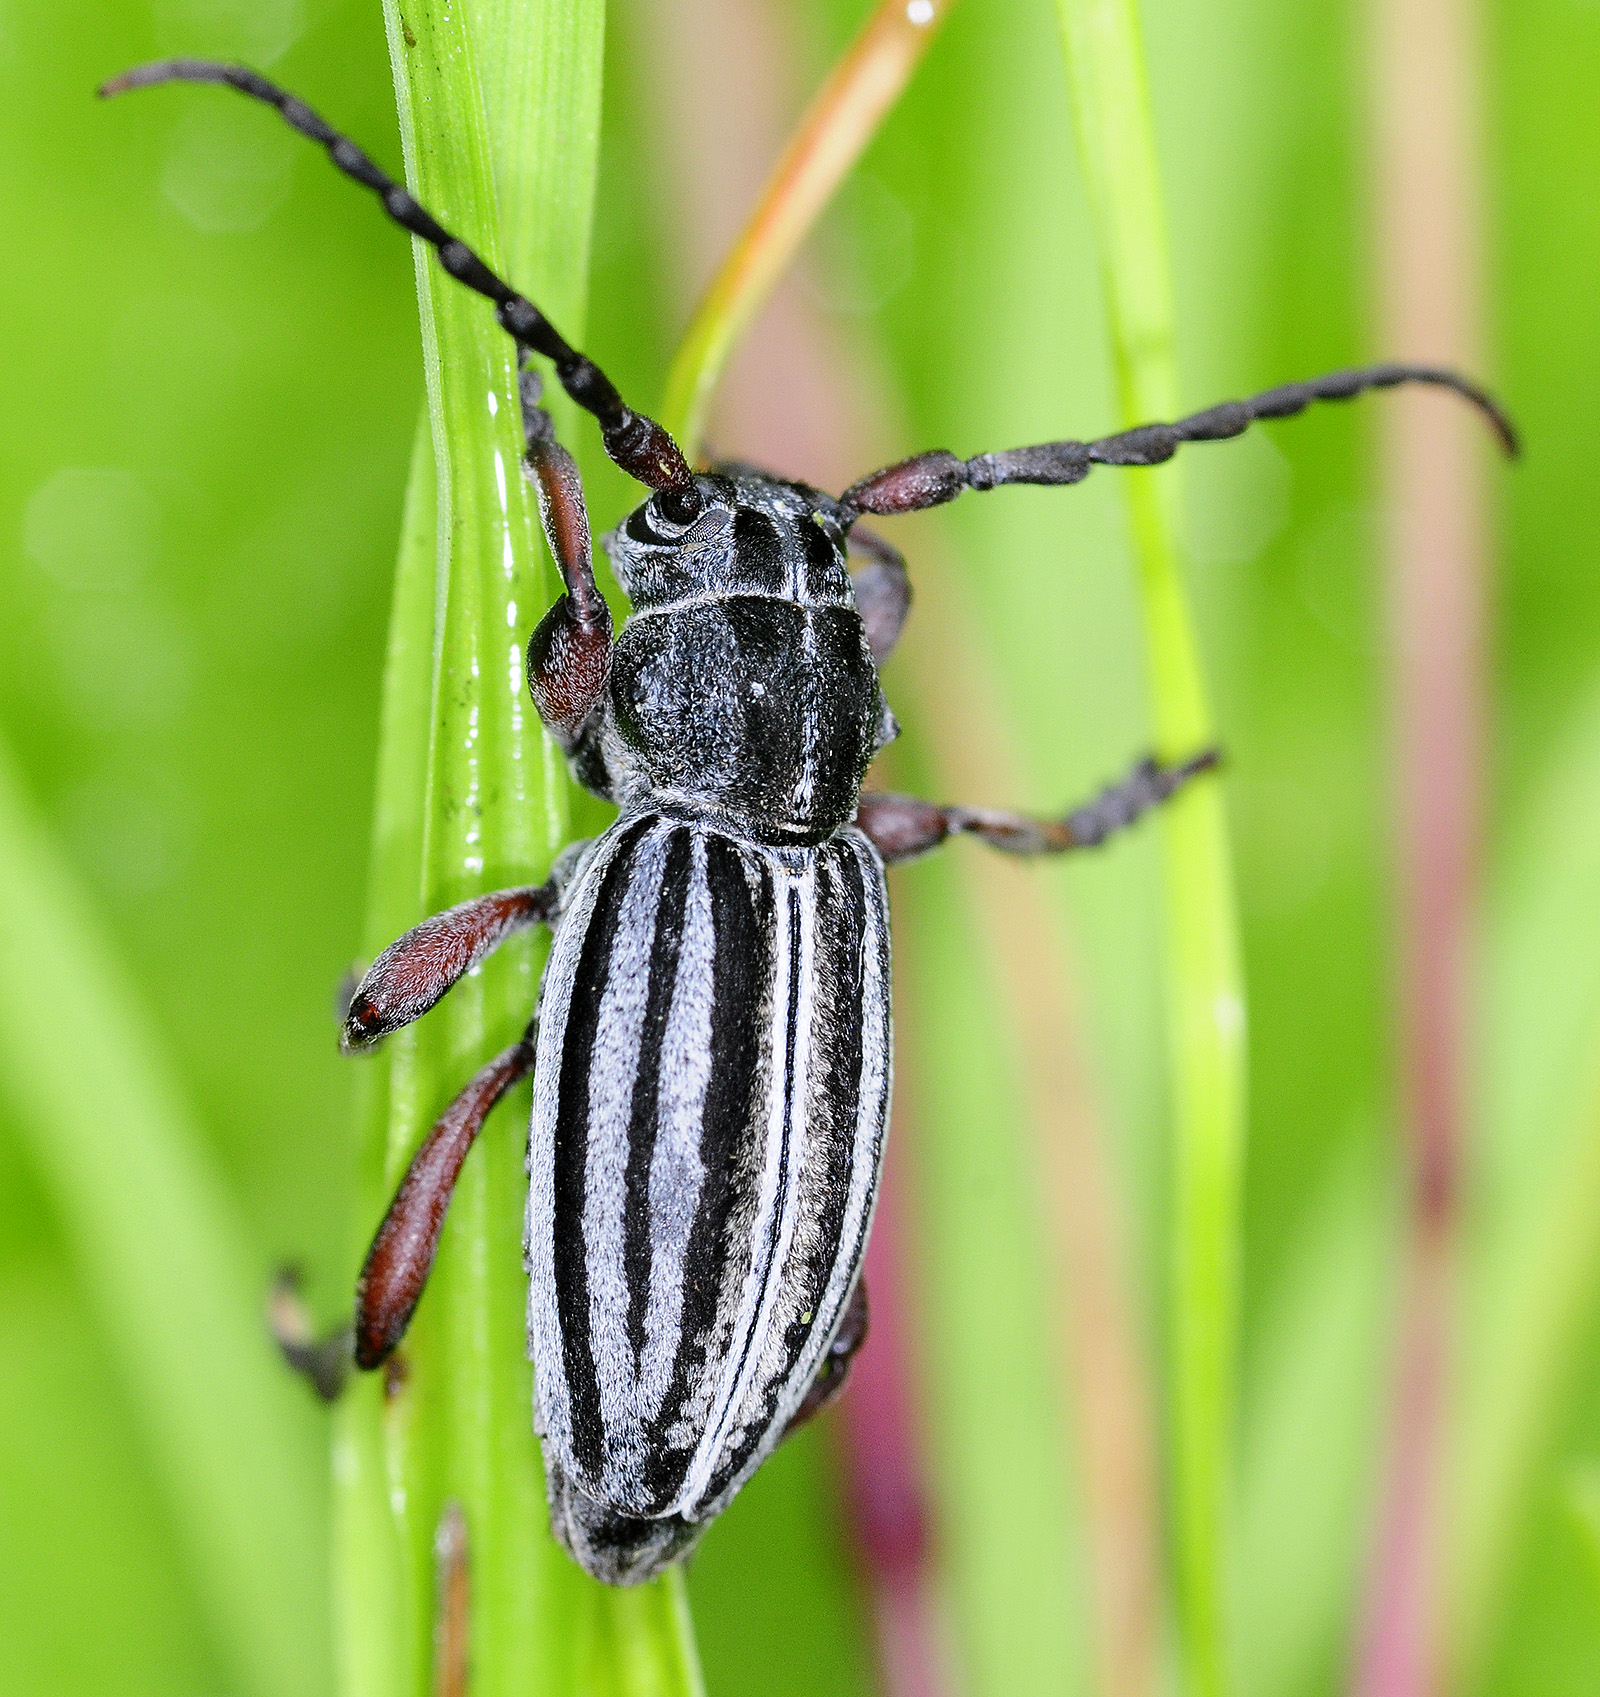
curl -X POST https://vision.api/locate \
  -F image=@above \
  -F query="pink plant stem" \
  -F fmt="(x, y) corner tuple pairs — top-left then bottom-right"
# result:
(1354, 0), (1488, 1690)
(840, 1126), (956, 1697)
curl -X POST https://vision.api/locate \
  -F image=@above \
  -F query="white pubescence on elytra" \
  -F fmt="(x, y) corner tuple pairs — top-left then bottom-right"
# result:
(640, 839), (715, 1412)
(907, 0), (935, 25)
(581, 829), (670, 1476)
(528, 816), (891, 1542)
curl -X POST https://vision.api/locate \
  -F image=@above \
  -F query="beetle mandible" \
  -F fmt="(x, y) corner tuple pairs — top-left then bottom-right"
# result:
(101, 58), (1517, 1586)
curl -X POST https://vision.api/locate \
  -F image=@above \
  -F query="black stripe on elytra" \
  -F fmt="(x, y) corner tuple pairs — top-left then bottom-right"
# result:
(552, 818), (654, 1482)
(705, 882), (805, 1498)
(645, 837), (773, 1503)
(622, 829), (693, 1368)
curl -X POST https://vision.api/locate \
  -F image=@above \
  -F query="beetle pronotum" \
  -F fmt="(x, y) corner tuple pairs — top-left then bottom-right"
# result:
(102, 58), (1516, 1586)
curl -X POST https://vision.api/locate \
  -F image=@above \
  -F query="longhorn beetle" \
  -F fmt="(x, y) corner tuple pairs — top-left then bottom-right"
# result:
(101, 59), (1517, 1586)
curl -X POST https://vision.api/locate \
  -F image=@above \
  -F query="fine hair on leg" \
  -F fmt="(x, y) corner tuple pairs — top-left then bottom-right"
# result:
(342, 881), (565, 1051)
(354, 1025), (538, 1368)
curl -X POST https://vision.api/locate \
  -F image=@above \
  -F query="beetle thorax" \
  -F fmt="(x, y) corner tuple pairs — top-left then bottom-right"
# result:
(599, 471), (896, 845)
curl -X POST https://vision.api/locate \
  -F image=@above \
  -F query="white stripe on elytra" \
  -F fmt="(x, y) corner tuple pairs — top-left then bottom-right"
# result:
(639, 833), (715, 1422)
(734, 849), (858, 1458)
(583, 824), (671, 1481)
(683, 856), (817, 1508)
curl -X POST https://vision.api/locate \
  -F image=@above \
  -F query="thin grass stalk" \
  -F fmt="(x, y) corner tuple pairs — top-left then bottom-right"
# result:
(335, 4), (703, 1692)
(1050, 5), (1246, 1696)
(1353, 0), (1487, 1689)
(1447, 1052), (1600, 1683)
(1446, 676), (1600, 1682)
(659, 0), (956, 457)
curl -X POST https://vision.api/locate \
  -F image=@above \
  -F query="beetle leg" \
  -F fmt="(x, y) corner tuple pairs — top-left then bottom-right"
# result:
(342, 846), (586, 1051)
(519, 371), (616, 795)
(836, 363), (1515, 523)
(847, 526), (911, 665)
(786, 1278), (870, 1435)
(857, 749), (1219, 866)
(354, 1026), (539, 1370)
(271, 1030), (538, 1396)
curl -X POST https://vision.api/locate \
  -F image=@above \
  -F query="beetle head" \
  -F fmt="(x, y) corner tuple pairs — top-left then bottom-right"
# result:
(604, 468), (855, 613)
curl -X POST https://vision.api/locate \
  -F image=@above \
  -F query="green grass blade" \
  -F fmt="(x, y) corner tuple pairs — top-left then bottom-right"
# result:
(333, 411), (435, 1697)
(0, 740), (328, 1697)
(1051, 5), (1247, 1695)
(1235, 1149), (1393, 1697)
(332, 4), (703, 1693)
(1446, 673), (1600, 1685)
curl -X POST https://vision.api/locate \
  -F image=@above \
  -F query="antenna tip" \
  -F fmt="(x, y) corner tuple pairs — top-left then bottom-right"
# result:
(97, 59), (232, 100)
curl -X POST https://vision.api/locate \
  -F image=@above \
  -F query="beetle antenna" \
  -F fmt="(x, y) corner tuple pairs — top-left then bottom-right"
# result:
(839, 363), (1519, 521)
(99, 59), (699, 503)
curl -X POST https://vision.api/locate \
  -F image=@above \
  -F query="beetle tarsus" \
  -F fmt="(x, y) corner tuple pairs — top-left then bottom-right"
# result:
(268, 1269), (354, 1402)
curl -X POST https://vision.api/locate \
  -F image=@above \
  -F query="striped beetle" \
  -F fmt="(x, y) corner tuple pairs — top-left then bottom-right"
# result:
(103, 60), (1516, 1585)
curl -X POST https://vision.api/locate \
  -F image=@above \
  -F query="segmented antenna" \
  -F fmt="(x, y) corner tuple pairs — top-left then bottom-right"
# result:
(100, 59), (700, 504)
(840, 362), (1519, 520)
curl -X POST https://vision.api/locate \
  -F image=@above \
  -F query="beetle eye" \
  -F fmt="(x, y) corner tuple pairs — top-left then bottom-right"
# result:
(655, 481), (703, 528)
(624, 483), (708, 547)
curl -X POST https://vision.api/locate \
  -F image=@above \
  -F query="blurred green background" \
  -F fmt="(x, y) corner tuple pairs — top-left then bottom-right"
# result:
(2, 1), (1599, 1694)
